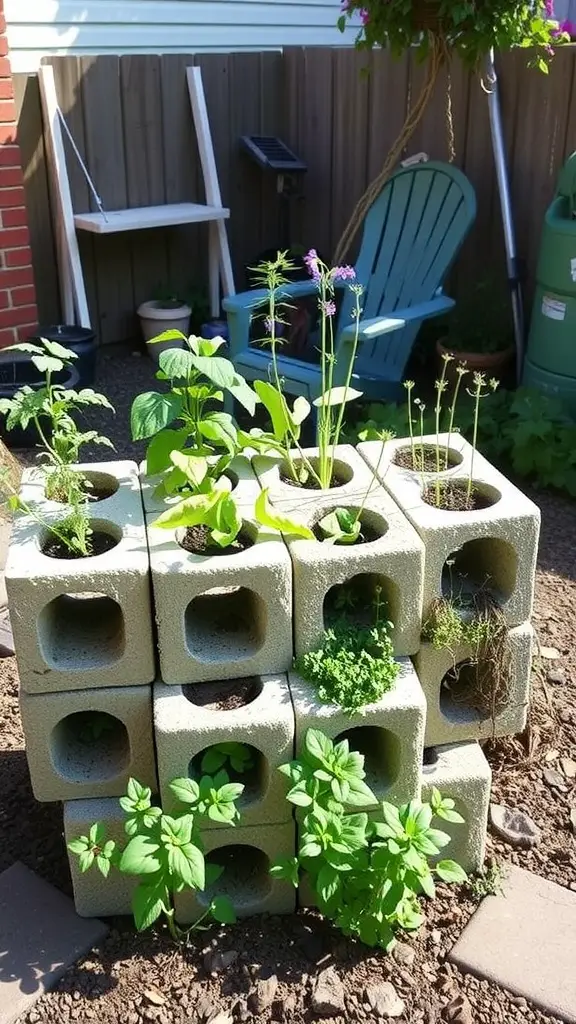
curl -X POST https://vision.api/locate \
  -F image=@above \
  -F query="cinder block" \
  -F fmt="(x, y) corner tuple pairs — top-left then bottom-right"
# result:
(18, 460), (143, 520)
(420, 742), (491, 874)
(285, 490), (424, 658)
(289, 660), (426, 807)
(359, 436), (540, 627)
(414, 622), (533, 746)
(20, 684), (157, 802)
(154, 674), (295, 826)
(64, 798), (135, 917)
(358, 433), (471, 488)
(147, 516), (293, 684)
(252, 443), (376, 512)
(6, 460), (155, 693)
(140, 454), (261, 515)
(175, 822), (296, 922)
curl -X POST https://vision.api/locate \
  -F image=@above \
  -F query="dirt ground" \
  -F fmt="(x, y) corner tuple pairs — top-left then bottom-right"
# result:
(1, 347), (575, 1024)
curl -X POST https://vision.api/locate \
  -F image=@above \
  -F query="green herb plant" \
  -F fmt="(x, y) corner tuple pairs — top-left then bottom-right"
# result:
(295, 586), (399, 714)
(0, 338), (114, 556)
(131, 332), (312, 546)
(272, 729), (467, 950)
(68, 776), (242, 942)
(198, 741), (255, 777)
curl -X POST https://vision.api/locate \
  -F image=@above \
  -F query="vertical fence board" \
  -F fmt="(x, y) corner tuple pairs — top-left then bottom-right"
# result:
(13, 72), (60, 326)
(331, 48), (369, 260)
(259, 51), (285, 255)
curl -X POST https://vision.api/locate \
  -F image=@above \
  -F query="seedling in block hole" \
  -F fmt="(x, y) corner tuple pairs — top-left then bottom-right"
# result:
(68, 776), (242, 941)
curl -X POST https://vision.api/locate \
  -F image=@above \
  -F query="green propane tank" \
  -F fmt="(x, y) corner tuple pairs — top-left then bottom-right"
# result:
(523, 151), (576, 413)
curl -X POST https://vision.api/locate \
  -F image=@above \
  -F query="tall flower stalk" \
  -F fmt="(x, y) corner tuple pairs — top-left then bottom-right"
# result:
(445, 363), (468, 466)
(466, 372), (499, 503)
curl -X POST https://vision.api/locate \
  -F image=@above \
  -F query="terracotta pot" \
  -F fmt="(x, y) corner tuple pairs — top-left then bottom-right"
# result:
(436, 338), (515, 380)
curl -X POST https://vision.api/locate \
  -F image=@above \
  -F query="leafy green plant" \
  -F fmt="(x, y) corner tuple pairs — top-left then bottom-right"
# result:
(339, 0), (564, 72)
(243, 251), (363, 491)
(198, 741), (255, 776)
(272, 729), (467, 950)
(131, 332), (312, 546)
(68, 776), (241, 942)
(468, 861), (504, 901)
(295, 588), (399, 714)
(0, 338), (114, 556)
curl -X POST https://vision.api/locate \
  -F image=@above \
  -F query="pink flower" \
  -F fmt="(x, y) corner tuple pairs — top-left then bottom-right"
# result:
(360, 8), (370, 24)
(561, 18), (576, 36)
(331, 265), (356, 282)
(304, 248), (321, 282)
(321, 299), (337, 317)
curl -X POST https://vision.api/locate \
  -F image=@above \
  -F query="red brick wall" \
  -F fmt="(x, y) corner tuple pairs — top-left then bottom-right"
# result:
(0, 1), (38, 349)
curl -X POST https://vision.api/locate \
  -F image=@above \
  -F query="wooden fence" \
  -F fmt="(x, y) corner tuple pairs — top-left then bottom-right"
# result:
(13, 46), (576, 344)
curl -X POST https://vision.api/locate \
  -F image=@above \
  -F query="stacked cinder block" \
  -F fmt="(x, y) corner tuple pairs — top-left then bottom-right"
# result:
(357, 434), (539, 861)
(6, 462), (157, 914)
(11, 437), (539, 923)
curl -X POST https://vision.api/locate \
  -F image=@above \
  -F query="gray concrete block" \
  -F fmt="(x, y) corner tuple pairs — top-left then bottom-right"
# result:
(285, 490), (424, 658)
(140, 453), (261, 515)
(0, 861), (108, 1024)
(64, 798), (135, 917)
(414, 622), (533, 746)
(359, 436), (540, 628)
(154, 674), (295, 826)
(20, 684), (157, 802)
(420, 741), (491, 873)
(175, 821), (296, 922)
(252, 443), (375, 512)
(289, 660), (426, 807)
(6, 460), (155, 693)
(147, 515), (293, 684)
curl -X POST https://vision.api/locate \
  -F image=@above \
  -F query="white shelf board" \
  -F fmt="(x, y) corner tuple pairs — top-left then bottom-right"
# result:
(74, 202), (230, 234)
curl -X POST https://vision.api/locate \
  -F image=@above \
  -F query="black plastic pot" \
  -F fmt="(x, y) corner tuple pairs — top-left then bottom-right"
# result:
(32, 325), (98, 389)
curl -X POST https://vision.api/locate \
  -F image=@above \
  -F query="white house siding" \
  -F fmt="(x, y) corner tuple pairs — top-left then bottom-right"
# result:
(5, 0), (359, 73)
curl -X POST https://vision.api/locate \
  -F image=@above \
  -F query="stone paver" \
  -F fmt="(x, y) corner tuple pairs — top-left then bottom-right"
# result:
(0, 862), (108, 1024)
(450, 864), (576, 1023)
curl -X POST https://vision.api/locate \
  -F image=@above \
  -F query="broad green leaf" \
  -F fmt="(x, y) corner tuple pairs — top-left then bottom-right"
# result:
(170, 450), (209, 488)
(254, 380), (295, 441)
(205, 491), (242, 547)
(317, 863), (341, 904)
(436, 806), (466, 824)
(132, 882), (166, 931)
(418, 869), (436, 899)
(148, 328), (187, 344)
(312, 386), (363, 408)
(380, 802), (404, 837)
(201, 747), (228, 774)
(179, 843), (205, 890)
(158, 347), (196, 380)
(78, 850), (95, 872)
(169, 777), (200, 805)
(305, 728), (333, 765)
(96, 855), (111, 878)
(33, 354), (64, 374)
(286, 786), (313, 807)
(168, 844), (197, 887)
(119, 834), (162, 875)
(317, 509), (360, 544)
(207, 802), (237, 824)
(153, 492), (217, 530)
(228, 377), (258, 416)
(300, 840), (322, 859)
(89, 822), (106, 846)
(345, 776), (377, 807)
(254, 488), (314, 539)
(68, 837), (89, 855)
(146, 428), (190, 475)
(435, 859), (468, 884)
(188, 354), (236, 390)
(131, 391), (183, 441)
(42, 338), (76, 361)
(198, 336), (227, 356)
(211, 895), (236, 924)
(292, 395), (311, 426)
(4, 341), (44, 356)
(426, 828), (451, 850)
(217, 782), (244, 802)
(199, 412), (238, 454)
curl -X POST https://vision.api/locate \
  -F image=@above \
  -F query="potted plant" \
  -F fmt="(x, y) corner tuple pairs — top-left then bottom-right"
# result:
(138, 289), (192, 362)
(436, 279), (515, 377)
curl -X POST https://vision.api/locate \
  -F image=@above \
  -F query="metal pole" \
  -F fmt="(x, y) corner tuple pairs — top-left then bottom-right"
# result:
(486, 49), (524, 383)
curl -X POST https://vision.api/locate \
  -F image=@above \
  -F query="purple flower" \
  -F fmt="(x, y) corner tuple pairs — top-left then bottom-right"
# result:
(304, 248), (321, 282)
(331, 264), (356, 282)
(560, 18), (576, 36)
(321, 299), (337, 318)
(545, 0), (554, 15)
(360, 8), (370, 24)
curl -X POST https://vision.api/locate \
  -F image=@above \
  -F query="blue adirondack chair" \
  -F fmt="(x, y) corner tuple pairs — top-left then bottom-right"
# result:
(223, 161), (476, 403)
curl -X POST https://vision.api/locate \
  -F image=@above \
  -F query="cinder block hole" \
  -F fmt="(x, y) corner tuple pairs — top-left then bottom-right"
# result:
(188, 743), (268, 808)
(280, 455), (354, 489)
(442, 538), (518, 605)
(323, 573), (399, 631)
(199, 845), (272, 909)
(183, 676), (263, 711)
(47, 470), (119, 504)
(50, 711), (130, 782)
(334, 726), (400, 797)
(440, 661), (491, 724)
(185, 587), (266, 663)
(422, 746), (440, 772)
(312, 505), (389, 544)
(38, 593), (125, 670)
